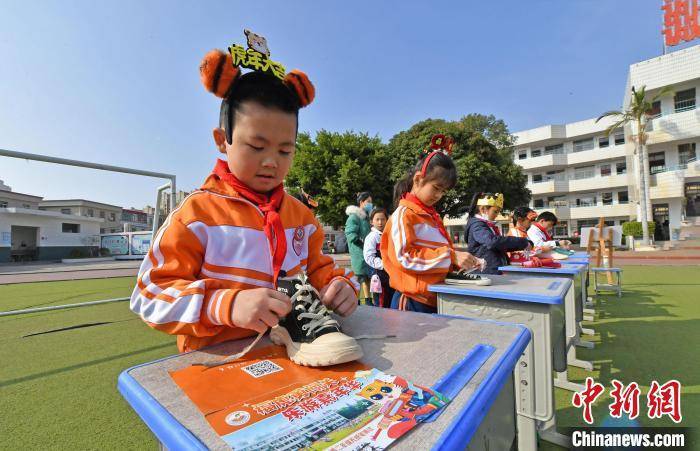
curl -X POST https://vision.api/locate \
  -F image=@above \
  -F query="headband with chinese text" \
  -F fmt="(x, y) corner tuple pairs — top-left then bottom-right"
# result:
(199, 29), (315, 107)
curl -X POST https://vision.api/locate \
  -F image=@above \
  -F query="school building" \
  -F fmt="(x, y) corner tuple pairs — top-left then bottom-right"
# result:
(0, 185), (103, 262)
(446, 44), (700, 242)
(0, 180), (158, 262)
(512, 45), (700, 240)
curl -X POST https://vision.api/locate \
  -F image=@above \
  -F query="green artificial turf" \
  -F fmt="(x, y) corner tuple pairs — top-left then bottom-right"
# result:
(0, 268), (698, 449)
(0, 277), (177, 450)
(540, 265), (700, 450)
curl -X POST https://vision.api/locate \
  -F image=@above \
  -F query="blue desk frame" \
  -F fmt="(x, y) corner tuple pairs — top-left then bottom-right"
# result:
(118, 308), (530, 451)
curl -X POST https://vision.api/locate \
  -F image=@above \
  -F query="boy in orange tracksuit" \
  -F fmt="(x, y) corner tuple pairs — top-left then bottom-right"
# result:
(130, 33), (360, 366)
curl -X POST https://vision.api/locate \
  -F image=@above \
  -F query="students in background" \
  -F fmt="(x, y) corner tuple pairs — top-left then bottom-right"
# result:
(465, 193), (531, 274)
(363, 207), (394, 307)
(528, 211), (572, 250)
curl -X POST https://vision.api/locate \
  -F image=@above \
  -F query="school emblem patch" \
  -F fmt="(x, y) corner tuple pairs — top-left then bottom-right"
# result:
(293, 226), (305, 256)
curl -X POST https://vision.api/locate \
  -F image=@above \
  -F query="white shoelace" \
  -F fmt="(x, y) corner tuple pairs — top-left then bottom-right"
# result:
(291, 275), (338, 337)
(199, 273), (337, 368)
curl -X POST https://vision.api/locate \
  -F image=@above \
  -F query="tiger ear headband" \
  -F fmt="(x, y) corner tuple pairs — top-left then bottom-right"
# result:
(199, 29), (315, 107)
(420, 134), (454, 176)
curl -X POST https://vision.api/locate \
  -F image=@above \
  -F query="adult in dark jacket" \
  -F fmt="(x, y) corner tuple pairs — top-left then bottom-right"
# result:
(466, 192), (531, 274)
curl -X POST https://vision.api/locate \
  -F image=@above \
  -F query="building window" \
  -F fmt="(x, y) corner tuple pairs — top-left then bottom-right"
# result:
(576, 196), (597, 207)
(577, 219), (614, 229)
(647, 100), (661, 119)
(531, 149), (542, 157)
(616, 162), (627, 174)
(679, 143), (697, 167)
(649, 151), (666, 174)
(573, 138), (594, 153)
(61, 208), (71, 215)
(674, 88), (696, 112)
(618, 191), (629, 204)
(602, 192), (613, 205)
(573, 166), (595, 180)
(600, 164), (611, 177)
(545, 170), (566, 181)
(87, 208), (94, 217)
(544, 144), (564, 155)
(614, 130), (625, 145)
(547, 196), (567, 207)
(22, 204), (31, 208)
(99, 211), (105, 218)
(533, 198), (545, 208)
(554, 221), (568, 237)
(518, 151), (527, 160)
(100, 228), (106, 234)
(533, 174), (543, 183)
(0, 201), (7, 208)
(62, 223), (80, 233)
(599, 136), (609, 148)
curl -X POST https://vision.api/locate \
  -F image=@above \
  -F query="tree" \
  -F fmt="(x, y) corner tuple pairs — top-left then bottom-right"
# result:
(383, 115), (530, 217)
(597, 85), (671, 247)
(286, 131), (392, 228)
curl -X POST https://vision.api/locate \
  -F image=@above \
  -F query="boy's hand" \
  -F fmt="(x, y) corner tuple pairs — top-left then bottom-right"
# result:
(320, 279), (357, 317)
(231, 288), (292, 334)
(455, 251), (480, 270)
(540, 245), (553, 252)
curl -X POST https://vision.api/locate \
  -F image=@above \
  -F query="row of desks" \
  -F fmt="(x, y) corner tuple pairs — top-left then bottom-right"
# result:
(119, 254), (593, 450)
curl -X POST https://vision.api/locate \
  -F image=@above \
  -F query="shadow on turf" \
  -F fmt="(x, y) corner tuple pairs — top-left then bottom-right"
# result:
(588, 317), (700, 385)
(22, 321), (116, 337)
(593, 289), (679, 320)
(0, 342), (174, 388)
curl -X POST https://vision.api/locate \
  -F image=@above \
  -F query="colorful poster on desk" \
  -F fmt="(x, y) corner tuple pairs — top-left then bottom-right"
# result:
(170, 346), (449, 450)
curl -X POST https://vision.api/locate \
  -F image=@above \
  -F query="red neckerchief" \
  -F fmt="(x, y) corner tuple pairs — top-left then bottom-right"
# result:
(213, 159), (286, 283)
(512, 225), (528, 238)
(534, 222), (553, 241)
(477, 215), (501, 236)
(403, 193), (451, 242)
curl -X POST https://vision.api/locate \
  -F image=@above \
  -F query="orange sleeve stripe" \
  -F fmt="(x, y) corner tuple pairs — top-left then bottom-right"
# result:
(202, 262), (274, 282)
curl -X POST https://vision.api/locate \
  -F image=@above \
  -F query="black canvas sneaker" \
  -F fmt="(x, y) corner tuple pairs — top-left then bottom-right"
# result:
(271, 272), (363, 367)
(445, 269), (492, 286)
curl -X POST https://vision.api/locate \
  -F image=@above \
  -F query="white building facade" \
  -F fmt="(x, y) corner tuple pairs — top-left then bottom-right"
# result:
(0, 183), (102, 262)
(39, 199), (123, 234)
(513, 45), (700, 240)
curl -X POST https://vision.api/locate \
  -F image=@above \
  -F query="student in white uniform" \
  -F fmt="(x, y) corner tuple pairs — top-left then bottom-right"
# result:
(528, 211), (572, 250)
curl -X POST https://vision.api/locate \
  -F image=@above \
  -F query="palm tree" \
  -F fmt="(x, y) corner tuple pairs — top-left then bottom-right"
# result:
(596, 85), (671, 247)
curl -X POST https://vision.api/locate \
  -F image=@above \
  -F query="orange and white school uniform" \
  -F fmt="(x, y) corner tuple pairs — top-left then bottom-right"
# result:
(507, 225), (529, 260)
(380, 194), (456, 313)
(130, 159), (357, 352)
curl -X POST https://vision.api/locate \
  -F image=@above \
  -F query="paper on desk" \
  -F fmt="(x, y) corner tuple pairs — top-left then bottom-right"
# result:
(170, 345), (450, 450)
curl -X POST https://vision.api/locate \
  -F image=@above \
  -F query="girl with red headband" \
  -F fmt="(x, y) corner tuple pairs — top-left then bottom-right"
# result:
(380, 135), (481, 313)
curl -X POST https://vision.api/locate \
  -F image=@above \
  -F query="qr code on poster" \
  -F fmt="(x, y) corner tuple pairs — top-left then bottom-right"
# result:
(241, 360), (284, 378)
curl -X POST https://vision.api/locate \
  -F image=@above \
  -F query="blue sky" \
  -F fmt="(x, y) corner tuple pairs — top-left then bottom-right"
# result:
(0, 0), (692, 208)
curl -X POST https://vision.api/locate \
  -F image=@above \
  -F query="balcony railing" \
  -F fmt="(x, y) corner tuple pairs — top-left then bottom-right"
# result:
(650, 158), (697, 174)
(532, 177), (566, 184)
(674, 100), (696, 113)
